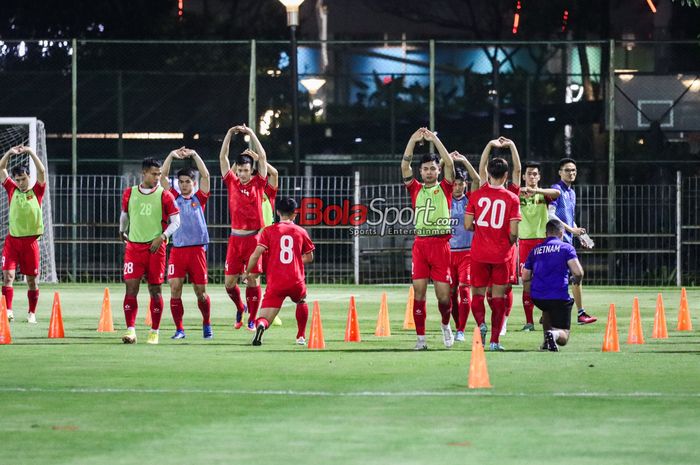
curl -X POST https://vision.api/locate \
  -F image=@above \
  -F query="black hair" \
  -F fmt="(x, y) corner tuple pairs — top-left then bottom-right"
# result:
(276, 197), (298, 216)
(176, 167), (196, 180)
(419, 153), (440, 166)
(10, 165), (30, 177)
(236, 154), (254, 167)
(487, 157), (509, 179)
(558, 158), (576, 169)
(142, 157), (162, 170)
(524, 161), (541, 171)
(454, 168), (467, 182)
(546, 220), (565, 236)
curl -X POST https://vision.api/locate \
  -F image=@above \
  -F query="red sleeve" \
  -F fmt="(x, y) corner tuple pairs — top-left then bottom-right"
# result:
(405, 178), (421, 207)
(509, 193), (522, 221)
(258, 227), (271, 250)
(223, 170), (236, 189)
(440, 178), (454, 199)
(169, 187), (179, 199)
(301, 230), (315, 254)
(264, 183), (278, 201)
(161, 190), (180, 216)
(508, 182), (521, 196)
(195, 190), (210, 207)
(31, 182), (46, 205)
(121, 188), (131, 212)
(3, 177), (17, 202)
(466, 191), (477, 215)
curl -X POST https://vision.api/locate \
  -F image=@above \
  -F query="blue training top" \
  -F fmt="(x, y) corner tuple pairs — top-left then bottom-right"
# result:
(449, 194), (473, 251)
(172, 192), (210, 249)
(523, 236), (578, 300)
(550, 180), (576, 244)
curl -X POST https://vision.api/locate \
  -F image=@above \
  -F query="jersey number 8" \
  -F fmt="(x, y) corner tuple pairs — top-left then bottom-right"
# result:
(280, 235), (294, 264)
(476, 198), (506, 229)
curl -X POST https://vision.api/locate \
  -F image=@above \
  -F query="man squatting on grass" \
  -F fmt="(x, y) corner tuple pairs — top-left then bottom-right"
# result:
(522, 220), (584, 351)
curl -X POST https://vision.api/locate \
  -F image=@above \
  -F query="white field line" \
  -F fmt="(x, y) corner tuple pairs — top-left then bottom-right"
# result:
(0, 387), (699, 398)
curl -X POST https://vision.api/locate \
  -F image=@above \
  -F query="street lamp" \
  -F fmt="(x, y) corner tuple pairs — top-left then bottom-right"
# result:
(300, 77), (326, 121)
(278, 0), (305, 175)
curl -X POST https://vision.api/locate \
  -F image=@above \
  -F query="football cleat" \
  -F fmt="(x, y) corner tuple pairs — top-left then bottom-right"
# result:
(441, 324), (454, 348)
(7, 310), (14, 322)
(252, 324), (265, 346)
(147, 330), (159, 345)
(234, 321), (243, 330)
(171, 329), (186, 340)
(413, 338), (428, 351)
(246, 320), (256, 332)
(544, 331), (559, 352)
(489, 342), (505, 351)
(121, 328), (137, 344)
(521, 323), (536, 332)
(577, 311), (597, 325)
(454, 330), (465, 342)
(296, 336), (306, 345)
(27, 312), (37, 324)
(203, 324), (213, 339)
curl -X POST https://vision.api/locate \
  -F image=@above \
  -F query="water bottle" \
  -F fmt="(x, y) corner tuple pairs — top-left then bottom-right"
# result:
(579, 233), (595, 249)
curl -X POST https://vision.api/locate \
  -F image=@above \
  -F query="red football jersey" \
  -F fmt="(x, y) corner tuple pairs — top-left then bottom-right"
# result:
(3, 178), (46, 205)
(258, 220), (315, 290)
(121, 186), (179, 232)
(223, 171), (266, 230)
(465, 184), (521, 264)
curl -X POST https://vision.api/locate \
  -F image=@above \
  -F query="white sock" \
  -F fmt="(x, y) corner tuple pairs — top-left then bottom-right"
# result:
(417, 335), (426, 342)
(549, 329), (560, 341)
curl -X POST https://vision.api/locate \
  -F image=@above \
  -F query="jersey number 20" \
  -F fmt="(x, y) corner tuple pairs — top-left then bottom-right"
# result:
(280, 235), (294, 264)
(476, 198), (506, 229)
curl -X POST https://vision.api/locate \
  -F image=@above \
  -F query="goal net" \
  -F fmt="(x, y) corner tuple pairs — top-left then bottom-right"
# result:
(0, 118), (58, 282)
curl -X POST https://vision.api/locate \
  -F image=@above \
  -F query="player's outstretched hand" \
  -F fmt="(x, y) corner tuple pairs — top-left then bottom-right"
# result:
(422, 129), (438, 142)
(232, 124), (251, 135)
(242, 148), (259, 161)
(489, 138), (503, 148)
(409, 128), (425, 144)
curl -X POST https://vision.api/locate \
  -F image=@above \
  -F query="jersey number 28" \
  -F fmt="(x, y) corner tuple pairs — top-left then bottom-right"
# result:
(476, 198), (506, 229)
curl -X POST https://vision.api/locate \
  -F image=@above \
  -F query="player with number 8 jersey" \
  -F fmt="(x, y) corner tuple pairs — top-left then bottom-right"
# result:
(245, 197), (315, 346)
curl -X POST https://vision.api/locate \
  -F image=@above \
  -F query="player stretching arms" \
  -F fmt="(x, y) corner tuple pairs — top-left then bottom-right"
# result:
(246, 197), (315, 346)
(518, 161), (560, 331)
(478, 137), (521, 336)
(161, 148), (213, 340)
(550, 158), (596, 325)
(219, 124), (268, 332)
(0, 146), (46, 323)
(465, 158), (521, 351)
(402, 128), (456, 350)
(119, 158), (180, 344)
(446, 152), (480, 342)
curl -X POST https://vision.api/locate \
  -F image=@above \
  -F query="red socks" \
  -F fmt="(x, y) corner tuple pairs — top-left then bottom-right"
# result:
(450, 291), (460, 328)
(246, 286), (261, 323)
(296, 302), (309, 338)
(413, 299), (427, 336)
(523, 291), (534, 325)
(505, 288), (513, 317)
(490, 297), (506, 343)
(149, 295), (164, 330)
(198, 295), (211, 325)
(226, 286), (246, 313)
(124, 294), (138, 328)
(471, 294), (486, 326)
(457, 286), (470, 331)
(437, 301), (452, 325)
(170, 298), (184, 331)
(255, 317), (270, 329)
(2, 286), (14, 310)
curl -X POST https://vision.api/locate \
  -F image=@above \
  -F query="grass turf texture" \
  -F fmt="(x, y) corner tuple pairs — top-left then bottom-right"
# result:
(1, 284), (699, 465)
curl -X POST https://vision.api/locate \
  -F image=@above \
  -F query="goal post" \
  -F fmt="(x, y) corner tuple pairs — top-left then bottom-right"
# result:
(0, 118), (58, 283)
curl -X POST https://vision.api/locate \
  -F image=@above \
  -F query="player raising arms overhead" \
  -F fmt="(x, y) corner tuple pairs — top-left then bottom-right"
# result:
(119, 157), (180, 344)
(0, 145), (47, 324)
(161, 147), (213, 340)
(401, 128), (456, 351)
(219, 124), (268, 332)
(246, 197), (315, 346)
(465, 157), (521, 351)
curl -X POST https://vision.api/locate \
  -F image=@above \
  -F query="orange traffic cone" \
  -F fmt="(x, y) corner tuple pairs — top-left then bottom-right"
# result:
(677, 287), (692, 331)
(402, 286), (415, 330)
(97, 288), (115, 332)
(307, 301), (325, 350)
(145, 304), (152, 327)
(344, 296), (361, 342)
(602, 303), (620, 352)
(627, 297), (645, 344)
(374, 292), (391, 337)
(0, 296), (12, 344)
(652, 293), (668, 339)
(467, 326), (491, 389)
(48, 292), (65, 338)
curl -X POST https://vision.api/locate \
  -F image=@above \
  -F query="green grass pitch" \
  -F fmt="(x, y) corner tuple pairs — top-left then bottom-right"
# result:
(1, 284), (699, 465)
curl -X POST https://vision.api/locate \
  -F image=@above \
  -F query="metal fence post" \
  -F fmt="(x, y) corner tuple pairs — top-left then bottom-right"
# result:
(429, 39), (435, 148)
(354, 170), (360, 285)
(677, 170), (682, 287)
(71, 38), (78, 282)
(248, 39), (257, 134)
(607, 39), (616, 284)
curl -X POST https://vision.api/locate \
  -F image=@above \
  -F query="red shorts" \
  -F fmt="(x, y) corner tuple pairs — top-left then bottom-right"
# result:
(123, 241), (166, 284)
(449, 250), (471, 286)
(168, 245), (208, 284)
(519, 238), (545, 276)
(261, 282), (307, 309)
(471, 260), (510, 288)
(225, 233), (262, 276)
(2, 235), (40, 276)
(411, 236), (451, 284)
